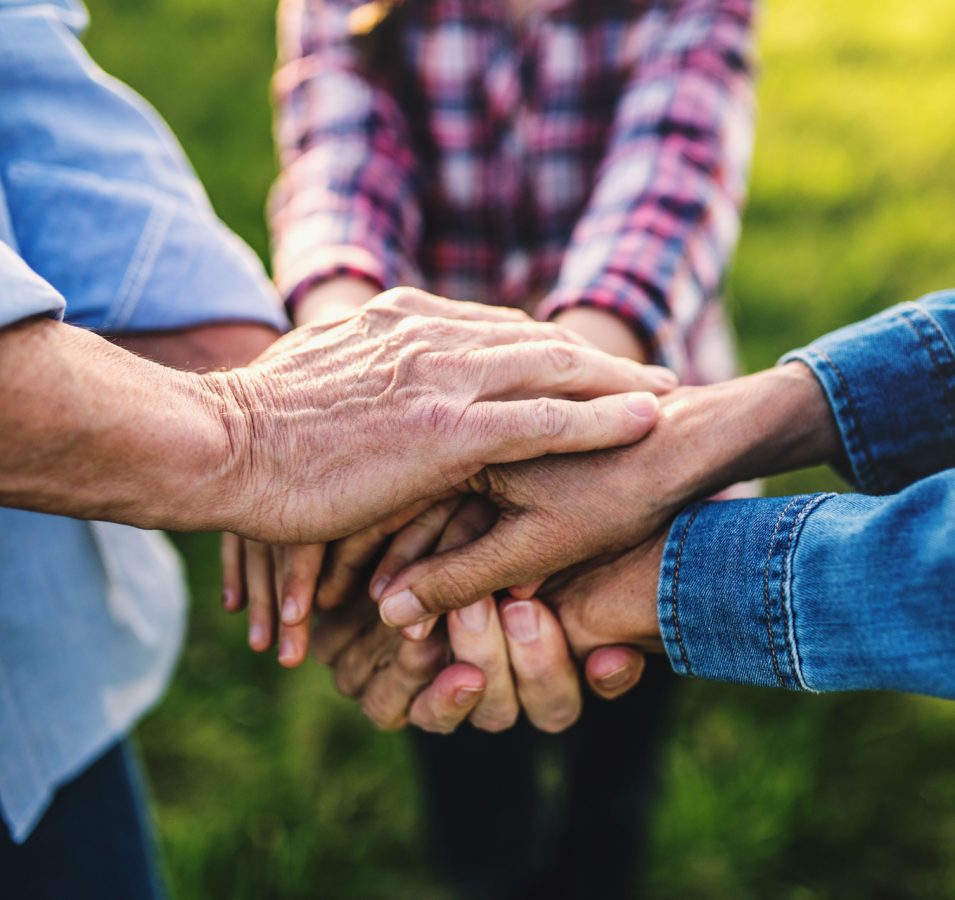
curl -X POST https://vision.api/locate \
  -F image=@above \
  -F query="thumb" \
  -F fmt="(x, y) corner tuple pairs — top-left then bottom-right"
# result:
(377, 516), (561, 628)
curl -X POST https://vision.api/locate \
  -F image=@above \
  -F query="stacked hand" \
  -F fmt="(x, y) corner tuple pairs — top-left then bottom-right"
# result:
(219, 280), (840, 735)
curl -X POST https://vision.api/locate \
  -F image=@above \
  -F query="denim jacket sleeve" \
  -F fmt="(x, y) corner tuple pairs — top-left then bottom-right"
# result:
(657, 293), (955, 698)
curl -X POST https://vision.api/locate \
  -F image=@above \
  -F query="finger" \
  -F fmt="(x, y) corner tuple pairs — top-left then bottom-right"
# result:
(393, 494), (498, 642)
(245, 540), (276, 652)
(448, 598), (519, 732)
(508, 580), (544, 600)
(377, 287), (534, 325)
(407, 663), (487, 734)
(320, 497), (443, 610)
(469, 342), (678, 402)
(585, 646), (647, 700)
(360, 634), (450, 731)
(279, 543), (325, 626)
(368, 496), (463, 602)
(333, 622), (402, 698)
(379, 515), (558, 626)
(221, 532), (244, 612)
(275, 544), (324, 668)
(501, 598), (582, 734)
(311, 598), (380, 666)
(466, 391), (660, 465)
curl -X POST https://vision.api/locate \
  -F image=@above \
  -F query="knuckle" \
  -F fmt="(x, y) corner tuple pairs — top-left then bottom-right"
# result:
(360, 691), (405, 731)
(545, 341), (580, 375)
(531, 397), (568, 439)
(421, 398), (465, 437)
(333, 663), (363, 699)
(470, 706), (519, 733)
(535, 701), (582, 734)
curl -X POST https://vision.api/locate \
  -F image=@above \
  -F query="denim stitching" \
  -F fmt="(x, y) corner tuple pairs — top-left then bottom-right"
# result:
(900, 306), (955, 439)
(763, 496), (804, 688)
(778, 493), (835, 691)
(106, 201), (172, 331)
(670, 506), (703, 676)
(814, 349), (881, 494)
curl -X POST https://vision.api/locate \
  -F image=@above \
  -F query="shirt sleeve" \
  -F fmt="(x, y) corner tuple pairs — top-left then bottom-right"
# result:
(656, 292), (955, 698)
(0, 242), (65, 328)
(658, 472), (955, 698)
(269, 0), (423, 306)
(0, 7), (287, 335)
(781, 292), (955, 495)
(537, 0), (756, 373)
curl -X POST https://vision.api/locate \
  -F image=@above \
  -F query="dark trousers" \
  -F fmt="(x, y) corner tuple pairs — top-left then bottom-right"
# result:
(0, 740), (164, 900)
(411, 655), (674, 900)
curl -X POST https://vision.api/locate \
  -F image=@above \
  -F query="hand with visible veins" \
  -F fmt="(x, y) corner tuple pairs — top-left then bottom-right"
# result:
(221, 280), (677, 666)
(374, 362), (842, 632)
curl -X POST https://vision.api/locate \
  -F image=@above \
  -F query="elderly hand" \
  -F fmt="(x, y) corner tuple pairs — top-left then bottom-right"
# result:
(211, 287), (674, 546)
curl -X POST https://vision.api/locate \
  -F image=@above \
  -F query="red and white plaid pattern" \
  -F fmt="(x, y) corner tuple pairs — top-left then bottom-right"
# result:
(271, 0), (755, 381)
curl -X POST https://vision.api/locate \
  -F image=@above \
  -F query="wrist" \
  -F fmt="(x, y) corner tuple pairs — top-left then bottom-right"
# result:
(295, 275), (380, 326)
(658, 362), (841, 507)
(552, 307), (648, 362)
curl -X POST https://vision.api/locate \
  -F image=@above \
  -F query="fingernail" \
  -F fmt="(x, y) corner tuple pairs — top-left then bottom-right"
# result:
(249, 623), (266, 649)
(370, 575), (391, 601)
(380, 589), (425, 627)
(456, 598), (489, 633)
(503, 601), (539, 644)
(597, 666), (633, 691)
(278, 638), (296, 663)
(281, 596), (300, 625)
(222, 589), (236, 611)
(647, 366), (680, 388)
(402, 621), (429, 641)
(454, 687), (483, 706)
(625, 392), (659, 420)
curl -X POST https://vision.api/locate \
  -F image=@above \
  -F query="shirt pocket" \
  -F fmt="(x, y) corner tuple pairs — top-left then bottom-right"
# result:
(2, 158), (177, 332)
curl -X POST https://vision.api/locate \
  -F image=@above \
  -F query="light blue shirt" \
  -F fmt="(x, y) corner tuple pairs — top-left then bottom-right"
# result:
(0, 0), (287, 841)
(658, 293), (955, 698)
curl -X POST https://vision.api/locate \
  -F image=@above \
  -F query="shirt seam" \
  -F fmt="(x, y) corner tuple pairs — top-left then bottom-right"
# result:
(762, 495), (805, 688)
(898, 304), (955, 446)
(669, 505), (704, 676)
(777, 492), (837, 692)
(812, 347), (884, 494)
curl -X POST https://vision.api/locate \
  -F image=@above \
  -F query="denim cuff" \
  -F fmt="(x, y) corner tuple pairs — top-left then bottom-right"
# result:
(781, 293), (955, 495)
(658, 494), (834, 691)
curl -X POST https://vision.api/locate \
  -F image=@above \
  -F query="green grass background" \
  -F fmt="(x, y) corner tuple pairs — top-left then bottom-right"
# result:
(82, 1), (955, 897)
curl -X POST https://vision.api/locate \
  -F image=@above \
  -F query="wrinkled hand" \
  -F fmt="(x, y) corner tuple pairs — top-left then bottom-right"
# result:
(211, 287), (673, 545)
(374, 365), (842, 629)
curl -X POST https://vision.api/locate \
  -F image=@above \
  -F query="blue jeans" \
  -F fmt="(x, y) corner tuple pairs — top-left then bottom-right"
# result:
(0, 740), (164, 900)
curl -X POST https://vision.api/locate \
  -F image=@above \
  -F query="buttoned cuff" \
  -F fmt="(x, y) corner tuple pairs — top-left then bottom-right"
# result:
(657, 494), (835, 692)
(781, 294), (955, 495)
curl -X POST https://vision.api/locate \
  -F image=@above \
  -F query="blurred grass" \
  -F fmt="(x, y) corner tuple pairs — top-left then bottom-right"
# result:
(82, 1), (955, 897)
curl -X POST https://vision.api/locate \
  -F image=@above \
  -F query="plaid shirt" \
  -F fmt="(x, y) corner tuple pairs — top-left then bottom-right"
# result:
(271, 0), (755, 381)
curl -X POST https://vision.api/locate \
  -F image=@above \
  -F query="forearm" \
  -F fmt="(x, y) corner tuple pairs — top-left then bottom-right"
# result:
(659, 470), (955, 697)
(293, 276), (379, 326)
(0, 317), (236, 531)
(649, 361), (843, 513)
